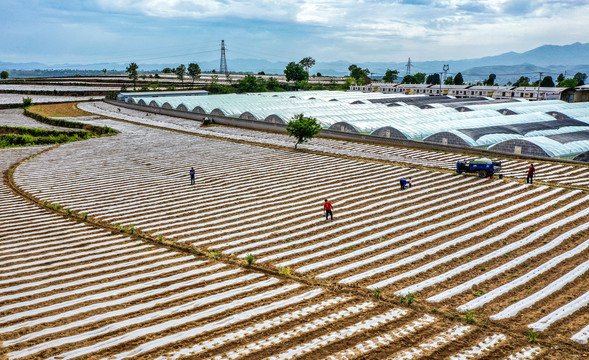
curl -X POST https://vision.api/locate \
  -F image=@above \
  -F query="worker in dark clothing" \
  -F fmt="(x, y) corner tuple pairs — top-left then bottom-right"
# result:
(400, 178), (408, 190)
(189, 167), (195, 185)
(323, 199), (334, 221)
(527, 164), (535, 184)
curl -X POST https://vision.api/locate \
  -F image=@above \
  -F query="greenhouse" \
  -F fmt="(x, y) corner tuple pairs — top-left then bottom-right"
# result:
(123, 90), (589, 160)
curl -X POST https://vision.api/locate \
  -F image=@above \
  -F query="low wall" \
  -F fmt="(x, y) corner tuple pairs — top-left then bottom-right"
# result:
(105, 99), (588, 165)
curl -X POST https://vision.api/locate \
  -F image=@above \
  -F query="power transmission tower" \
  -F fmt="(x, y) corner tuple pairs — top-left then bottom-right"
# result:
(220, 40), (228, 74)
(442, 64), (449, 82)
(406, 58), (412, 75)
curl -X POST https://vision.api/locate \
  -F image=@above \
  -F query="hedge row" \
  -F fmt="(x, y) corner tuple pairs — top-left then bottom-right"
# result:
(23, 108), (117, 136)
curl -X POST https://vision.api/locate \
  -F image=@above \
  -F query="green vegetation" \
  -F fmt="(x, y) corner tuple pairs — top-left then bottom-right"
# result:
(382, 69), (399, 83)
(278, 266), (291, 276)
(126, 62), (139, 90)
(299, 56), (316, 75)
(348, 64), (370, 85)
(286, 113), (322, 149)
(372, 287), (382, 299)
(0, 126), (90, 148)
(245, 253), (255, 266)
(399, 293), (416, 305)
(175, 64), (186, 87)
(206, 251), (221, 259)
(464, 310), (477, 324)
(527, 329), (538, 343)
(1, 70), (9, 79)
(284, 62), (308, 83)
(187, 63), (201, 88)
(22, 97), (33, 107)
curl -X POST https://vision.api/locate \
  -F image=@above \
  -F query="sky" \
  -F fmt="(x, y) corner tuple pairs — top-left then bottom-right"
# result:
(2, 0), (589, 66)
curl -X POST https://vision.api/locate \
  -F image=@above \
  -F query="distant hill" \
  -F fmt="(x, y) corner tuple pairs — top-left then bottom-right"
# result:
(2, 42), (589, 82)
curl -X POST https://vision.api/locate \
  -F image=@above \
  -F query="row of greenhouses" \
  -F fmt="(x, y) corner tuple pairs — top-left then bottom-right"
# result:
(123, 91), (589, 160)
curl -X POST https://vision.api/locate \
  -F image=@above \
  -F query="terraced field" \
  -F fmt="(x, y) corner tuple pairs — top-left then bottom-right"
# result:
(1, 106), (588, 358)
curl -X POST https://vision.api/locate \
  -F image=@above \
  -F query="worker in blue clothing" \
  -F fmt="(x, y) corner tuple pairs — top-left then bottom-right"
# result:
(400, 177), (412, 190)
(189, 167), (195, 185)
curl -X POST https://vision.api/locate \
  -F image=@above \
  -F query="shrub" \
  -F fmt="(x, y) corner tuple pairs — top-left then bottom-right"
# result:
(399, 293), (416, 305)
(245, 253), (255, 266)
(278, 266), (291, 276)
(206, 252), (220, 259)
(465, 310), (477, 324)
(22, 97), (33, 107)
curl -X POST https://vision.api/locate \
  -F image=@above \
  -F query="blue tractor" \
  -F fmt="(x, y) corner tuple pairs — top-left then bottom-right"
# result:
(456, 158), (502, 178)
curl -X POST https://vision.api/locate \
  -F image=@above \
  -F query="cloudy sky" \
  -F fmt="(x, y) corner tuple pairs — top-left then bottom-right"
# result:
(2, 0), (588, 65)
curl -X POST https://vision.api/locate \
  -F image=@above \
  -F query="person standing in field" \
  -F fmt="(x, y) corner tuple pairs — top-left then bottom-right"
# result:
(323, 199), (334, 221)
(189, 167), (195, 185)
(527, 163), (535, 184)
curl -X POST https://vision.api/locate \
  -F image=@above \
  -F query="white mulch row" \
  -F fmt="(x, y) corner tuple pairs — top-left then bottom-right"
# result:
(323, 314), (437, 360)
(212, 301), (376, 360)
(402, 195), (589, 297)
(528, 289), (589, 332)
(571, 323), (589, 344)
(155, 296), (351, 360)
(265, 308), (409, 360)
(332, 187), (559, 284)
(387, 325), (472, 360)
(503, 346), (542, 359)
(448, 334), (507, 360)
(0, 93), (103, 105)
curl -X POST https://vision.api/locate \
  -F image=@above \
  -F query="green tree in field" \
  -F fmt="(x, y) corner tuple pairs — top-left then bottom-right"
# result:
(454, 72), (464, 85)
(426, 73), (440, 85)
(284, 62), (308, 83)
(187, 63), (201, 88)
(348, 64), (370, 84)
(556, 73), (565, 83)
(540, 76), (555, 87)
(483, 73), (496, 86)
(574, 72), (587, 86)
(0, 71), (8, 79)
(382, 69), (399, 83)
(162, 67), (173, 74)
(286, 113), (322, 149)
(299, 56), (316, 75)
(514, 76), (530, 87)
(414, 72), (426, 84)
(558, 78), (578, 87)
(175, 64), (186, 88)
(125, 62), (139, 90)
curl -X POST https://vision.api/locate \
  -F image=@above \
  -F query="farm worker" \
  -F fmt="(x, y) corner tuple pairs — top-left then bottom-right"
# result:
(189, 167), (195, 185)
(400, 178), (408, 190)
(527, 164), (535, 184)
(407, 177), (412, 188)
(323, 199), (334, 221)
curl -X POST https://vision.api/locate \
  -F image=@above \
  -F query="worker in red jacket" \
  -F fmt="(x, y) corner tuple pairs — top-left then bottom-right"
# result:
(323, 199), (334, 221)
(527, 163), (535, 184)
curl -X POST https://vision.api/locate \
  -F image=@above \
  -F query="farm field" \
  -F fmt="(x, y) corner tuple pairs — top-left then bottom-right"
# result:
(80, 101), (589, 190)
(2, 105), (587, 359)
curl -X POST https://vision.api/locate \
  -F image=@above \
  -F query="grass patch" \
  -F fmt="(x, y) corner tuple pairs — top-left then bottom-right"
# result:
(372, 287), (382, 300)
(0, 126), (91, 148)
(206, 252), (221, 259)
(464, 310), (477, 324)
(527, 329), (538, 343)
(399, 293), (416, 305)
(245, 253), (255, 266)
(278, 266), (291, 276)
(29, 102), (95, 118)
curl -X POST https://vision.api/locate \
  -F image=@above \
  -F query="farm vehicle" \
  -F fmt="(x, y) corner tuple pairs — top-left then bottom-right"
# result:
(456, 158), (502, 178)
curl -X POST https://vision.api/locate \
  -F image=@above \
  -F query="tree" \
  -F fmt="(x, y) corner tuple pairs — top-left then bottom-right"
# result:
(556, 73), (565, 83)
(267, 77), (283, 91)
(401, 75), (417, 84)
(284, 62), (308, 83)
(187, 63), (201, 88)
(483, 73), (496, 86)
(286, 113), (322, 149)
(316, 72), (322, 77)
(414, 72), (426, 84)
(558, 78), (578, 88)
(454, 72), (464, 85)
(574, 72), (587, 86)
(299, 57), (316, 75)
(258, 71), (265, 75)
(540, 76), (555, 87)
(426, 73), (440, 85)
(382, 69), (399, 83)
(348, 64), (370, 84)
(102, 68), (107, 75)
(175, 64), (186, 87)
(444, 76), (454, 85)
(162, 67), (173, 73)
(126, 62), (139, 90)
(0, 71), (8, 79)
(514, 76), (530, 87)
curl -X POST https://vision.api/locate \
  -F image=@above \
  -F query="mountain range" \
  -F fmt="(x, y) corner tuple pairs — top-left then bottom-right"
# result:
(2, 42), (589, 84)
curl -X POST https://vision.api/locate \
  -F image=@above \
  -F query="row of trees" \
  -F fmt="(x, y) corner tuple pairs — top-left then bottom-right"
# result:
(126, 62), (202, 90)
